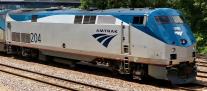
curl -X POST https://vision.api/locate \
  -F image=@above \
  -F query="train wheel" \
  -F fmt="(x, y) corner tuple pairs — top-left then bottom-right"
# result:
(21, 48), (29, 57)
(6, 45), (13, 54)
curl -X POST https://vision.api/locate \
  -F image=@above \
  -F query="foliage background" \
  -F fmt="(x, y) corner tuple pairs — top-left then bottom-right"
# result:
(80, 0), (207, 54)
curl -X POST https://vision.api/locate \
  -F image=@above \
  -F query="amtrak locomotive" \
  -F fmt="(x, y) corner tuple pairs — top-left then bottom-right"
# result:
(0, 8), (196, 84)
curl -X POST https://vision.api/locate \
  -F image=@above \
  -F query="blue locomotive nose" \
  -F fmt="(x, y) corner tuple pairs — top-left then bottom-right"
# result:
(147, 9), (196, 47)
(149, 15), (195, 47)
(158, 22), (195, 47)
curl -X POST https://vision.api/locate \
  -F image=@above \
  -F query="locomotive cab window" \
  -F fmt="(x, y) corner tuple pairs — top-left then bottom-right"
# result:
(155, 16), (170, 24)
(171, 16), (184, 24)
(133, 16), (144, 24)
(155, 16), (184, 24)
(74, 16), (83, 24)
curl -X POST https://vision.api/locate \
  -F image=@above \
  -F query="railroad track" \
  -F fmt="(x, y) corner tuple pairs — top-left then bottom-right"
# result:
(175, 82), (207, 91)
(173, 57), (207, 91)
(0, 54), (207, 91)
(175, 77), (207, 91)
(197, 57), (207, 80)
(0, 63), (113, 91)
(181, 57), (207, 90)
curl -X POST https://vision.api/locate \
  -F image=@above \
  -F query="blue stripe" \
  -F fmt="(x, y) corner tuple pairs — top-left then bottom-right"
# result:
(103, 35), (116, 47)
(92, 34), (107, 38)
(97, 35), (111, 43)
(9, 14), (48, 21)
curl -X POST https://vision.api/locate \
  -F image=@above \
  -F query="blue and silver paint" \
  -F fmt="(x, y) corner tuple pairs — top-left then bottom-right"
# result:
(147, 8), (195, 47)
(7, 8), (197, 84)
(8, 8), (196, 47)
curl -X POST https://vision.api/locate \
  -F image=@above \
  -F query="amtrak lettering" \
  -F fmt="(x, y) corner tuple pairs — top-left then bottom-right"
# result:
(96, 29), (118, 33)
(93, 29), (117, 48)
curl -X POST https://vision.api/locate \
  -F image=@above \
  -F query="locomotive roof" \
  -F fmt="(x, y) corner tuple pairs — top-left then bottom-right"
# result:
(8, 8), (178, 16)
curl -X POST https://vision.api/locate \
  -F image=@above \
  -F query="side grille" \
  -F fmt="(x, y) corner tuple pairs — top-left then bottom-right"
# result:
(12, 32), (30, 43)
(12, 32), (20, 42)
(21, 33), (30, 43)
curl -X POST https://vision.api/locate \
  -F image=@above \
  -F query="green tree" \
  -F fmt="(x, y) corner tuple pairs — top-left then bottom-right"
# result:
(174, 0), (207, 53)
(80, 0), (91, 9)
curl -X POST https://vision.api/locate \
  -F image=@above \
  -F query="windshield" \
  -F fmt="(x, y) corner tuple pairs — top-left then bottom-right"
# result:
(155, 16), (184, 24)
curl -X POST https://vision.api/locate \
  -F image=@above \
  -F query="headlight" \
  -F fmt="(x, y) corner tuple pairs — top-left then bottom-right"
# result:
(180, 39), (187, 45)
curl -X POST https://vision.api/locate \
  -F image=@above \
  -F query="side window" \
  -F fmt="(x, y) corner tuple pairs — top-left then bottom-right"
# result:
(133, 16), (144, 24)
(74, 16), (83, 24)
(31, 15), (37, 22)
(83, 16), (96, 24)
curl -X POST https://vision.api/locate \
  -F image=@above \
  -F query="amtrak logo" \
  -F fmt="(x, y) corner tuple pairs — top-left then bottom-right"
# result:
(174, 27), (183, 36)
(175, 31), (183, 36)
(92, 33), (117, 48)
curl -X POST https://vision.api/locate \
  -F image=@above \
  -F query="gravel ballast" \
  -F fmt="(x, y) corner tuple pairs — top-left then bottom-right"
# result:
(0, 55), (205, 91)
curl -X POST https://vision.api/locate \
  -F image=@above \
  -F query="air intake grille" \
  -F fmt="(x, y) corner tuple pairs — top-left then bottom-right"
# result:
(12, 32), (30, 43)
(21, 33), (31, 43)
(12, 32), (20, 42)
